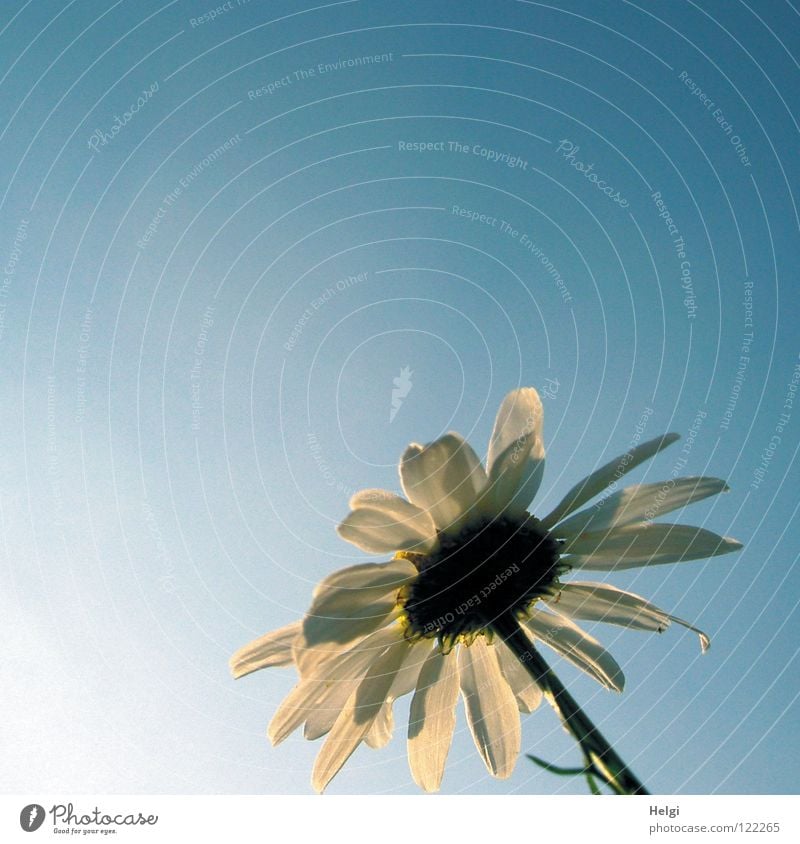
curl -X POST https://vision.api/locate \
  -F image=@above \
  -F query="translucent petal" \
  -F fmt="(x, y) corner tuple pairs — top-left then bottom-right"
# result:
(364, 641), (433, 750)
(297, 558), (414, 673)
(485, 388), (545, 517)
(553, 477), (729, 538)
(495, 639), (543, 713)
(229, 620), (301, 679)
(312, 636), (413, 792)
(299, 601), (399, 670)
(526, 609), (625, 691)
(336, 507), (436, 554)
(270, 624), (400, 746)
(399, 434), (487, 533)
(311, 558), (417, 597)
(349, 489), (436, 540)
(563, 524), (743, 571)
(546, 582), (710, 652)
(541, 433), (681, 529)
(364, 701), (394, 749)
(408, 648), (460, 792)
(458, 638), (521, 779)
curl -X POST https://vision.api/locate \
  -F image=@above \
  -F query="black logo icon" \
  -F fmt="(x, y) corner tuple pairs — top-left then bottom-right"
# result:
(20, 804), (46, 832)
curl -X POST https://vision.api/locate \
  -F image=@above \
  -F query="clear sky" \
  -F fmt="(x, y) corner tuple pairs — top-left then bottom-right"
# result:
(1, 0), (798, 795)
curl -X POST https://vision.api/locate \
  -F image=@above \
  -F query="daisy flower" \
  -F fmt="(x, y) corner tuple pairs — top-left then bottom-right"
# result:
(231, 388), (741, 793)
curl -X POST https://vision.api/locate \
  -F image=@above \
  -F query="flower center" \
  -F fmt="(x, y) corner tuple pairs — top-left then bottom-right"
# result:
(398, 515), (564, 649)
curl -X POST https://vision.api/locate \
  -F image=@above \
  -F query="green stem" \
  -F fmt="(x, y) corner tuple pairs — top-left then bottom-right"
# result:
(586, 769), (602, 795)
(493, 613), (649, 795)
(526, 754), (592, 777)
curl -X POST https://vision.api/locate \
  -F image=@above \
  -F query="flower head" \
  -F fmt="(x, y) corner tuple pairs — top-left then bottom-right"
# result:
(231, 388), (741, 792)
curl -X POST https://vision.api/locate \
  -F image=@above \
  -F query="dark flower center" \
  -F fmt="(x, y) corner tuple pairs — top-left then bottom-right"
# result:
(399, 515), (564, 649)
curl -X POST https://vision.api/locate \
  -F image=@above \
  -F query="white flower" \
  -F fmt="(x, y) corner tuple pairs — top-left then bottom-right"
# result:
(231, 388), (742, 792)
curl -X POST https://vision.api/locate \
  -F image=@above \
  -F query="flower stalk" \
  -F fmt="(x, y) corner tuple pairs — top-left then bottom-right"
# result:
(493, 612), (649, 795)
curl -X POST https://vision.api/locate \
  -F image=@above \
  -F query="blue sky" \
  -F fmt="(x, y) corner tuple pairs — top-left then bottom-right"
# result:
(1, 0), (799, 795)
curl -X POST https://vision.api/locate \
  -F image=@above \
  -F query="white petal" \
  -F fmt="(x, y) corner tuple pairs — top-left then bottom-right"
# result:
(303, 676), (362, 742)
(365, 701), (394, 748)
(495, 640), (543, 713)
(408, 648), (460, 792)
(269, 684), (314, 746)
(302, 636), (397, 741)
(545, 582), (666, 631)
(298, 602), (400, 674)
(541, 432), (681, 529)
(312, 635), (413, 792)
(387, 638), (433, 700)
(545, 582), (710, 652)
(348, 489), (437, 541)
(487, 388), (545, 470)
(300, 626), (404, 742)
(297, 558), (415, 673)
(563, 524), (743, 570)
(666, 613), (711, 653)
(553, 477), (729, 538)
(365, 641), (433, 749)
(458, 638), (521, 779)
(485, 388), (545, 517)
(229, 620), (301, 679)
(305, 588), (400, 643)
(337, 505), (436, 554)
(526, 609), (624, 691)
(303, 559), (412, 646)
(399, 433), (487, 532)
(271, 624), (400, 745)
(310, 558), (417, 597)
(485, 436), (546, 520)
